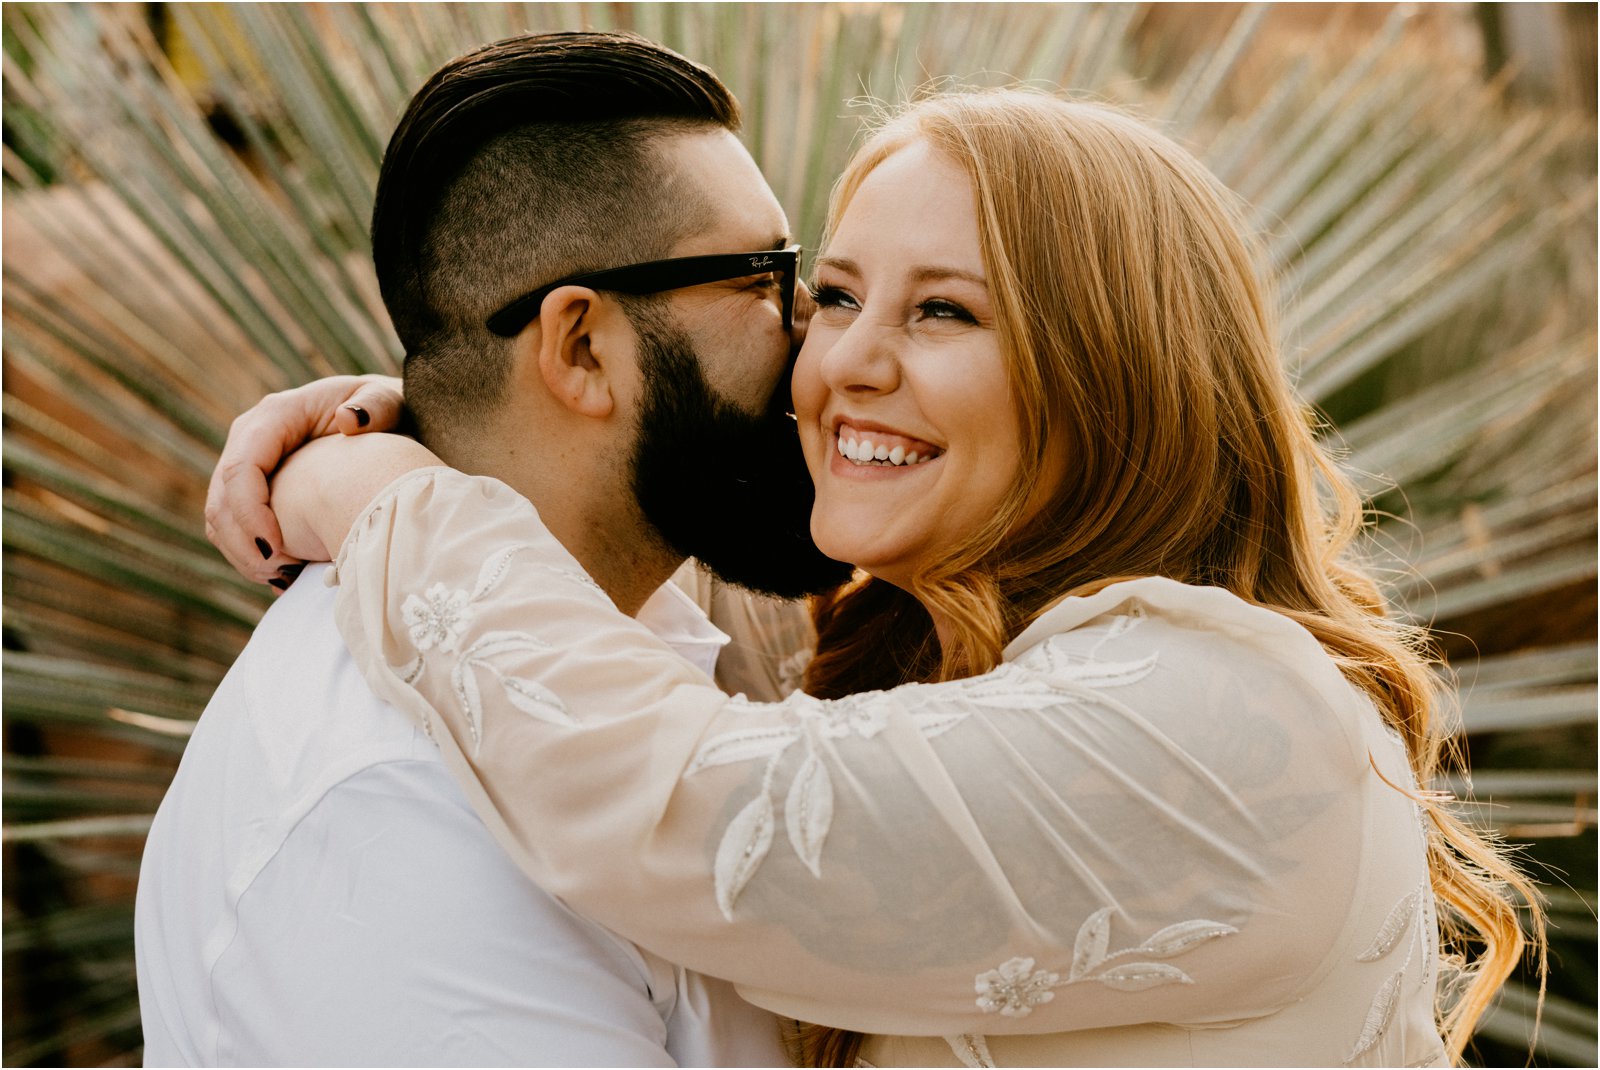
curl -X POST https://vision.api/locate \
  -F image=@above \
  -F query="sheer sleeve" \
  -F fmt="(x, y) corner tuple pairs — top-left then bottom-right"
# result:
(333, 468), (1375, 1036)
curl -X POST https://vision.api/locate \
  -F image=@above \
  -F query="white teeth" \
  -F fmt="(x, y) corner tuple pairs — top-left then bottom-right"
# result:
(834, 432), (940, 468)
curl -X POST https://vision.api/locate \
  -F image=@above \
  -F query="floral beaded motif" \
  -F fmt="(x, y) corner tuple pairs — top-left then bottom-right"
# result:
(402, 583), (471, 652)
(976, 957), (1060, 1017)
(972, 907), (1239, 1018)
(396, 546), (573, 749)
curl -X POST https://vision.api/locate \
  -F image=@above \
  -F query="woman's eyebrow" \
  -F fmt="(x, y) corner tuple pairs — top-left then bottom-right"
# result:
(812, 257), (985, 294)
(813, 257), (987, 289)
(909, 265), (987, 287)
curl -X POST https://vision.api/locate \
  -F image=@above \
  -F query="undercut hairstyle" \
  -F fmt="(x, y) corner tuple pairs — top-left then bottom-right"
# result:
(370, 31), (741, 445)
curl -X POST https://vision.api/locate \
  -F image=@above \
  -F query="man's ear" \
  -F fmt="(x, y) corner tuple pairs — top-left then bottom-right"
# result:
(527, 286), (626, 419)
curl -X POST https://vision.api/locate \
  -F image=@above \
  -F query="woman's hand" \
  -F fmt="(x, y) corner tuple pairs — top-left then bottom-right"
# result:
(271, 434), (441, 565)
(205, 375), (404, 586)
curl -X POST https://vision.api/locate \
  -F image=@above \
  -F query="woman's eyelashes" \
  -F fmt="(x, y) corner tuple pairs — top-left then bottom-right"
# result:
(917, 298), (976, 323)
(810, 284), (976, 325)
(810, 284), (859, 312)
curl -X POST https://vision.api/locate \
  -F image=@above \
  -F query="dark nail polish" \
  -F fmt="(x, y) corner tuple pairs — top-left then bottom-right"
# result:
(256, 537), (273, 560)
(277, 563), (304, 581)
(268, 578), (289, 591)
(346, 404), (370, 428)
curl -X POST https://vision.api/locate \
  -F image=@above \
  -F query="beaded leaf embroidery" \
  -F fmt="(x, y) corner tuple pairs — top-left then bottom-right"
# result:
(975, 909), (1238, 1017)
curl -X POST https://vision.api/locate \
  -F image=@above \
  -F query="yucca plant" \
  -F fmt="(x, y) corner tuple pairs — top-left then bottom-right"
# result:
(3, 3), (1593, 1065)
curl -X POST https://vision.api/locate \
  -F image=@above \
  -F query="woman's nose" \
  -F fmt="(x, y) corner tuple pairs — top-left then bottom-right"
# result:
(818, 318), (901, 397)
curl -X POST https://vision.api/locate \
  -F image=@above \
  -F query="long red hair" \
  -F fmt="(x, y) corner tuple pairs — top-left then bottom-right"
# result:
(793, 89), (1542, 1067)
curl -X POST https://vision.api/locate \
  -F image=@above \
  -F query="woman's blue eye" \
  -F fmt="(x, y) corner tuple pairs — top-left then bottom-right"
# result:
(919, 299), (975, 323)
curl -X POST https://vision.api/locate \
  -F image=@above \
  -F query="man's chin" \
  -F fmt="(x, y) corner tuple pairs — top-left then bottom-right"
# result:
(640, 455), (854, 598)
(643, 428), (855, 598)
(679, 527), (855, 600)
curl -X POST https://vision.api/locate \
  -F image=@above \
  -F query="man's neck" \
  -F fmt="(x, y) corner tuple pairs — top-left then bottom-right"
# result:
(434, 437), (680, 617)
(567, 509), (685, 616)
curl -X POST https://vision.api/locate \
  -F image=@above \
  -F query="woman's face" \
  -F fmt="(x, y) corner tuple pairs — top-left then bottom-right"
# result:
(793, 140), (1024, 590)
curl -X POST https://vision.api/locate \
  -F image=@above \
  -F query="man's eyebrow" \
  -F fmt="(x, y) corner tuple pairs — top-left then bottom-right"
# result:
(769, 237), (791, 251)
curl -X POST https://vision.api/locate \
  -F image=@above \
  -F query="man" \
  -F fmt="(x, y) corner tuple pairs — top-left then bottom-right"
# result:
(137, 31), (846, 1065)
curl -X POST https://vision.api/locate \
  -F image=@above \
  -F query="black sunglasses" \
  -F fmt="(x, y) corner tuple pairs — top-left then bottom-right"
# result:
(485, 245), (802, 337)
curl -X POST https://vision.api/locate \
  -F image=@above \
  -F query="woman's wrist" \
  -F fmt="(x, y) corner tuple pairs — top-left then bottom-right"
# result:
(271, 434), (442, 561)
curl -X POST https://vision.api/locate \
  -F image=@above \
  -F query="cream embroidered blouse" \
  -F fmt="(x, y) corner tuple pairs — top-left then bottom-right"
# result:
(331, 468), (1448, 1068)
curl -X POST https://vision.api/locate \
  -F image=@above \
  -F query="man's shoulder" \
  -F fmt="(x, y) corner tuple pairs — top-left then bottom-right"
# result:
(138, 566), (467, 1065)
(152, 564), (440, 875)
(199, 563), (436, 780)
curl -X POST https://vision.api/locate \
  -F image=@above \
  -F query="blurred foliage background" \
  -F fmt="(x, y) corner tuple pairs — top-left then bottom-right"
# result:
(1, 2), (1594, 1065)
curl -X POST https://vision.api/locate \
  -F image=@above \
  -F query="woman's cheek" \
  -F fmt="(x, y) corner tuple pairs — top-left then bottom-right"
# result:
(793, 340), (834, 435)
(789, 342), (827, 423)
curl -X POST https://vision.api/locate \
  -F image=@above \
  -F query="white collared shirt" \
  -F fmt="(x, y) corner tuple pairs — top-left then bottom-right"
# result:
(135, 564), (787, 1068)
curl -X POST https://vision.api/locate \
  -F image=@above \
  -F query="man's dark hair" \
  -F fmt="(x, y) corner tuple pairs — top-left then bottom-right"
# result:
(371, 31), (741, 443)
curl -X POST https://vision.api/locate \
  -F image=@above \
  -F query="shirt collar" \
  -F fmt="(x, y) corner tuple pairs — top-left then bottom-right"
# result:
(634, 580), (731, 681)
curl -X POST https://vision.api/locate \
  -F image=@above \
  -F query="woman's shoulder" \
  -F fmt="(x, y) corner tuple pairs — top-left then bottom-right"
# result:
(1007, 577), (1325, 658)
(1008, 577), (1347, 681)
(785, 577), (1380, 784)
(1002, 577), (1378, 752)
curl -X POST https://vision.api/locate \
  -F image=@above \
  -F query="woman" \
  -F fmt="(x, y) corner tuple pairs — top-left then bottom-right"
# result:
(257, 90), (1534, 1066)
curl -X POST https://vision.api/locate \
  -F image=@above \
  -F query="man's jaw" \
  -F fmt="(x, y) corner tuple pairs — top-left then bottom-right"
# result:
(629, 327), (852, 599)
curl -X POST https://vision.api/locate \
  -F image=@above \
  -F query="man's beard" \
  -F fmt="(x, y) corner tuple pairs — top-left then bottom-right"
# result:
(630, 320), (854, 599)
